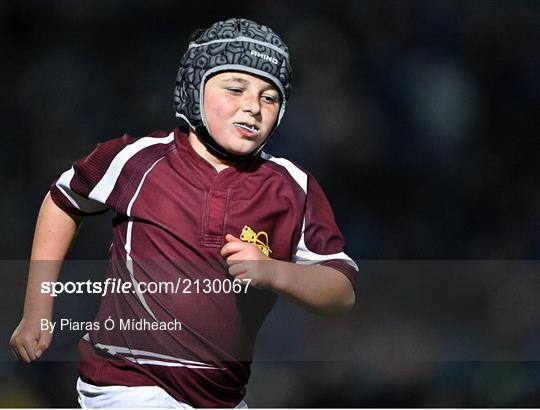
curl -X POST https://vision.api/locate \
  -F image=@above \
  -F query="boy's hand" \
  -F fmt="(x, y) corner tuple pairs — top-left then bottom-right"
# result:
(220, 234), (278, 289)
(10, 318), (52, 363)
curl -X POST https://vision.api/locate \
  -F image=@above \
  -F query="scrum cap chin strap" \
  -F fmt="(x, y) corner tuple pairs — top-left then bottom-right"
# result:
(195, 125), (272, 164)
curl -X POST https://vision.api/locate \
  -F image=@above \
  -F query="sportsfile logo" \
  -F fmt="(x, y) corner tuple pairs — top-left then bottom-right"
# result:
(40, 277), (252, 297)
(250, 49), (278, 64)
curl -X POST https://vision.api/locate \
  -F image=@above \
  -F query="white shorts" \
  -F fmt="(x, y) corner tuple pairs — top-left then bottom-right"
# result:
(76, 377), (248, 408)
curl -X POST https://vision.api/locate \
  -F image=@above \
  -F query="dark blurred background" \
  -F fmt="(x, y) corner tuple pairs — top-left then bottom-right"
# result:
(2, 0), (540, 407)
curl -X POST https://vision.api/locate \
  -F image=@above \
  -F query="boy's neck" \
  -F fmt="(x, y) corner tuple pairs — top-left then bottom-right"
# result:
(187, 129), (231, 173)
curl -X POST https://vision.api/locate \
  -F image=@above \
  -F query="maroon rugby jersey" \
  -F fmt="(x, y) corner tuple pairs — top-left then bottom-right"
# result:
(50, 127), (358, 407)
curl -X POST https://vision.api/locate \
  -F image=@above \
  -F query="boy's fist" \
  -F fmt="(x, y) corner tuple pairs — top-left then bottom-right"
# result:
(220, 234), (278, 289)
(10, 318), (52, 363)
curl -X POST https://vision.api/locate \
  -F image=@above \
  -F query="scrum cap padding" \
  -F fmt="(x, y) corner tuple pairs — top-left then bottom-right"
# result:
(174, 18), (293, 130)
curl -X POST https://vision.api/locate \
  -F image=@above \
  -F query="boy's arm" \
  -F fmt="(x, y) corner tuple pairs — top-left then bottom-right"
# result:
(269, 260), (355, 315)
(10, 192), (83, 363)
(221, 235), (355, 315)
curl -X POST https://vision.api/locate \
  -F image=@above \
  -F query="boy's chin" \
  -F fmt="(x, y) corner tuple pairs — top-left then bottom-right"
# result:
(223, 143), (261, 156)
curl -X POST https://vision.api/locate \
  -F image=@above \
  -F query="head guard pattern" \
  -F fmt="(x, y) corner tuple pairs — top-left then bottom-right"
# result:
(174, 18), (293, 162)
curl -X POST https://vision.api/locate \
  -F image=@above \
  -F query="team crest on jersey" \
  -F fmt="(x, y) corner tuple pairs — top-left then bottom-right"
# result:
(240, 225), (272, 256)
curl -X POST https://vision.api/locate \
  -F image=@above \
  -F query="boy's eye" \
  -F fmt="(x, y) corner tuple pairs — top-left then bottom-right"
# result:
(227, 88), (243, 94)
(262, 95), (278, 104)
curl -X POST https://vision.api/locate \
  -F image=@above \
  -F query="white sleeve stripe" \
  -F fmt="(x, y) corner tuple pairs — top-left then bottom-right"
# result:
(55, 167), (108, 213)
(294, 251), (359, 270)
(261, 152), (307, 193)
(88, 133), (175, 204)
(56, 167), (79, 210)
(294, 219), (359, 271)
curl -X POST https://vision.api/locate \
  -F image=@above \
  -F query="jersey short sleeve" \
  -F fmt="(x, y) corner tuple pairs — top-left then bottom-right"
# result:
(293, 174), (359, 286)
(50, 136), (132, 216)
(49, 131), (174, 216)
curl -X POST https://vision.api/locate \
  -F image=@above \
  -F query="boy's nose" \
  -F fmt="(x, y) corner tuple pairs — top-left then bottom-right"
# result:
(241, 94), (261, 115)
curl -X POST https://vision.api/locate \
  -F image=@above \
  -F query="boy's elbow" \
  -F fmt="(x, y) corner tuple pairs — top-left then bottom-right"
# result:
(317, 287), (356, 316)
(337, 287), (356, 314)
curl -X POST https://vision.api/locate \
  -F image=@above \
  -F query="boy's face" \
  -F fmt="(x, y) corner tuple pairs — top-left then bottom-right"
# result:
(203, 71), (281, 156)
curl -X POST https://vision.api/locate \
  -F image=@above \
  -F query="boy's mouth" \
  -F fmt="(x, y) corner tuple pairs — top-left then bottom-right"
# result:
(234, 122), (259, 134)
